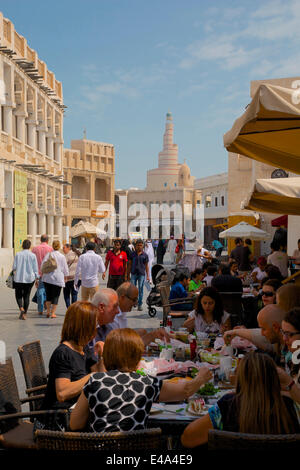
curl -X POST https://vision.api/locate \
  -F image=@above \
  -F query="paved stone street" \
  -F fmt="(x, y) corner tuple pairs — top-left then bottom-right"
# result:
(0, 255), (171, 399)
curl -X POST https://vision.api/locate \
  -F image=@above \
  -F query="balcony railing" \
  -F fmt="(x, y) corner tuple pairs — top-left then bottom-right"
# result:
(1, 133), (8, 145)
(72, 199), (90, 209)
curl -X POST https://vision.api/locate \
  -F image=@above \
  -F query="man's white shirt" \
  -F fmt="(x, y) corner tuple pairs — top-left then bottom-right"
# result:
(75, 250), (105, 288)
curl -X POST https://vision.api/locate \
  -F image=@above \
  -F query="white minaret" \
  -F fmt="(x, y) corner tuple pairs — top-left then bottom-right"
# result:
(158, 112), (178, 168)
(147, 112), (181, 190)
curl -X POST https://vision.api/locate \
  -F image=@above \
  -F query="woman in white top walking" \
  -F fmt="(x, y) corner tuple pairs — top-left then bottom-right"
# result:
(41, 240), (69, 318)
(13, 239), (39, 320)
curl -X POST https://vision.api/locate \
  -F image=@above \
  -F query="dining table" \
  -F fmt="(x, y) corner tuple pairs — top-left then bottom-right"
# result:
(142, 347), (235, 450)
(147, 386), (234, 450)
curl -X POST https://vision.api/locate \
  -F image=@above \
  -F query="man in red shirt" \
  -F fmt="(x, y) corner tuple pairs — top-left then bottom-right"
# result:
(32, 234), (53, 315)
(102, 239), (128, 290)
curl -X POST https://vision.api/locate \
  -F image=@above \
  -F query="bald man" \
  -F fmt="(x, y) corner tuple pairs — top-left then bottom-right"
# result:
(223, 304), (286, 354)
(257, 304), (286, 346)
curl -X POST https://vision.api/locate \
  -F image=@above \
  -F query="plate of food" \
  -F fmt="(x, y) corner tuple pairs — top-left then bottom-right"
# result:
(165, 376), (193, 384)
(149, 406), (162, 415)
(187, 398), (208, 416)
(197, 383), (220, 398)
(218, 381), (235, 390)
(199, 352), (220, 365)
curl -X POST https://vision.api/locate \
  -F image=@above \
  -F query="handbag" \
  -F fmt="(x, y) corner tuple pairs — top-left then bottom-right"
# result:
(41, 254), (57, 274)
(0, 391), (18, 433)
(33, 409), (70, 433)
(6, 271), (14, 289)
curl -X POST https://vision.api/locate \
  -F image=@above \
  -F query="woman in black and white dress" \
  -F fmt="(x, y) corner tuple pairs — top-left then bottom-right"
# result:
(70, 328), (212, 433)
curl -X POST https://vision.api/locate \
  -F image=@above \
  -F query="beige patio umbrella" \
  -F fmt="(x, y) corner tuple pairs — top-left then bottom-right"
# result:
(219, 221), (271, 241)
(242, 177), (300, 215)
(69, 220), (106, 238)
(224, 84), (300, 174)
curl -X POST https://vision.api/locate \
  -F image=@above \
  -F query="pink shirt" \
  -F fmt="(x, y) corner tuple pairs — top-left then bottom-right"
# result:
(32, 243), (53, 275)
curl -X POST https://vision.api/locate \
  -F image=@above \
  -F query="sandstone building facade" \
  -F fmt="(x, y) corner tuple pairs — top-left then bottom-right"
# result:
(0, 13), (64, 277)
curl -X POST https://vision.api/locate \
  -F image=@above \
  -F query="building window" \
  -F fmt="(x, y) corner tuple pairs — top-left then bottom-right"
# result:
(36, 130), (40, 151)
(205, 195), (212, 208)
(1, 107), (5, 131)
(215, 197), (218, 207)
(221, 196), (225, 206)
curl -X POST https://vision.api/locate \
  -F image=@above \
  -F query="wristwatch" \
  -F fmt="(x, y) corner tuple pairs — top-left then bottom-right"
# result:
(286, 380), (295, 391)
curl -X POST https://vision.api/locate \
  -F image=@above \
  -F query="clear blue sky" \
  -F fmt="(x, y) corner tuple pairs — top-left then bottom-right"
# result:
(2, 0), (299, 188)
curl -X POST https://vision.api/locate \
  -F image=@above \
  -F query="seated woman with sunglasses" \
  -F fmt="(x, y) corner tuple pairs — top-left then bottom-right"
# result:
(70, 328), (212, 432)
(181, 352), (299, 448)
(223, 279), (283, 351)
(259, 279), (282, 307)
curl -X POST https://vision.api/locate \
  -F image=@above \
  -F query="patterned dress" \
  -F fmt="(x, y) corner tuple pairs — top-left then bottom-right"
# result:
(83, 370), (162, 432)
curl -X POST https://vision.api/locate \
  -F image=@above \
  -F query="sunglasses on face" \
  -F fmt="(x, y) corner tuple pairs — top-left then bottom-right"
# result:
(125, 294), (138, 304)
(280, 329), (300, 338)
(262, 291), (274, 297)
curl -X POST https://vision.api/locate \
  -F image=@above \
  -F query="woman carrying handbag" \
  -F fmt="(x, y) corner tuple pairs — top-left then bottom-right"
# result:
(62, 244), (81, 308)
(41, 240), (69, 318)
(12, 239), (39, 320)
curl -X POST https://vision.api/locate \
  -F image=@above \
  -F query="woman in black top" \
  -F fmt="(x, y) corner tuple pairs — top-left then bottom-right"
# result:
(42, 301), (104, 410)
(181, 352), (300, 448)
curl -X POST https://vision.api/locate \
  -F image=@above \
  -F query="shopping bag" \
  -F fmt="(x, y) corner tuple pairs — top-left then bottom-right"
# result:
(5, 271), (14, 289)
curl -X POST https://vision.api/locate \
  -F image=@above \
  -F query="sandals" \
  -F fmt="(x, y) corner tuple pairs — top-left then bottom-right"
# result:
(19, 311), (26, 320)
(50, 314), (57, 318)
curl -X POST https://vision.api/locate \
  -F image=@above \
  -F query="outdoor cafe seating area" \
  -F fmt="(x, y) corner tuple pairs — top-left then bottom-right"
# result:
(1, 304), (299, 453)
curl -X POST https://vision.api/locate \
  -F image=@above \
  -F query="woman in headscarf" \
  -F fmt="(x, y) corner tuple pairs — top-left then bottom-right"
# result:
(156, 239), (166, 265)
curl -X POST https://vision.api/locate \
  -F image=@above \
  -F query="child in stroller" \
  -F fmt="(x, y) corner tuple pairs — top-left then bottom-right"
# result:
(146, 264), (192, 317)
(146, 264), (175, 317)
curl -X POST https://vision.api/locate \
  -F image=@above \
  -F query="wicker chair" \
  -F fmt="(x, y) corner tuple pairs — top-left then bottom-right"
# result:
(219, 292), (244, 327)
(35, 428), (164, 451)
(158, 284), (192, 328)
(17, 340), (47, 411)
(0, 357), (67, 450)
(208, 429), (300, 450)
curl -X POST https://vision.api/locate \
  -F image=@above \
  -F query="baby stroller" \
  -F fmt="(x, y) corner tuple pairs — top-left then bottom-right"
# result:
(146, 264), (175, 317)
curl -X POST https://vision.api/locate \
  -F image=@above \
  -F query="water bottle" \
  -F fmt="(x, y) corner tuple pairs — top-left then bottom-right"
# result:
(165, 315), (172, 334)
(190, 338), (197, 360)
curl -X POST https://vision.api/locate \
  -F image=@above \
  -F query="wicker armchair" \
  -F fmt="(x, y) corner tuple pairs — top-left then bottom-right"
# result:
(35, 428), (164, 451)
(219, 292), (244, 327)
(0, 357), (67, 450)
(158, 284), (192, 327)
(208, 429), (300, 450)
(17, 340), (47, 411)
